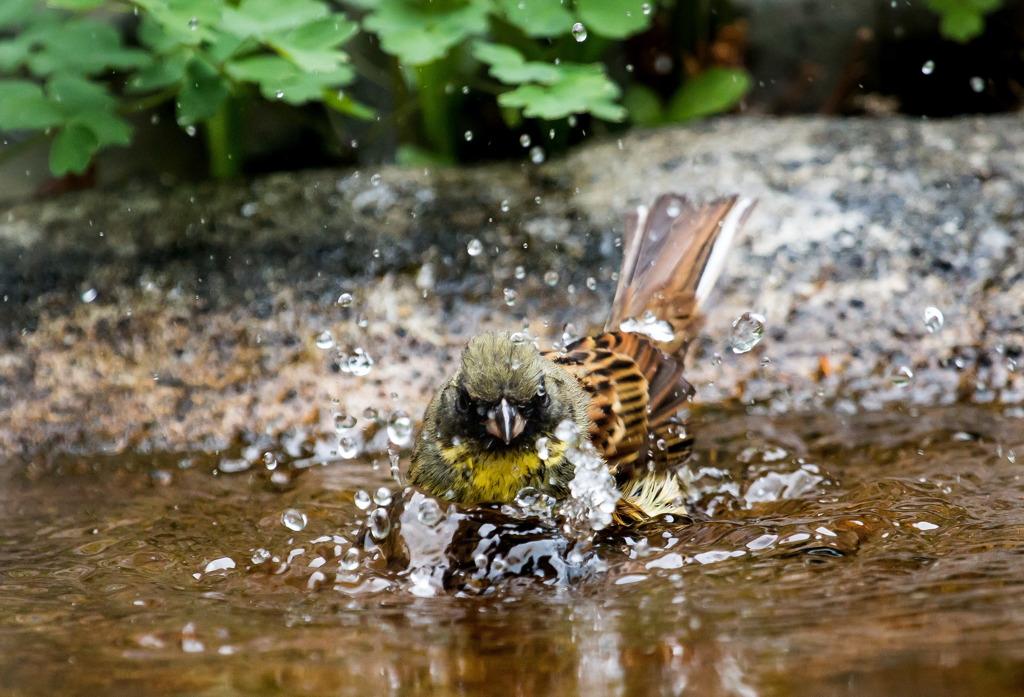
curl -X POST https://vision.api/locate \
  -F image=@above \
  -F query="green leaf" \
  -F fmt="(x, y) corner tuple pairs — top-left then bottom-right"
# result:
(135, 0), (224, 47)
(0, 35), (33, 71)
(925, 0), (1001, 42)
(225, 54), (354, 103)
(24, 18), (152, 76)
(222, 0), (330, 38)
(667, 68), (750, 121)
(472, 43), (562, 84)
(49, 122), (98, 175)
(46, 73), (118, 112)
(575, 0), (653, 39)
(0, 0), (34, 29)
(498, 65), (626, 121)
(363, 1), (488, 66)
(495, 0), (574, 38)
(396, 144), (450, 167)
(623, 84), (663, 126)
(46, 0), (108, 8)
(176, 55), (230, 124)
(268, 15), (357, 72)
(127, 51), (188, 92)
(322, 90), (375, 120)
(0, 80), (64, 130)
(71, 111), (132, 147)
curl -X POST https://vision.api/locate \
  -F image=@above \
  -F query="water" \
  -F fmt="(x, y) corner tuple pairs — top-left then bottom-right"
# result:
(2, 405), (1024, 696)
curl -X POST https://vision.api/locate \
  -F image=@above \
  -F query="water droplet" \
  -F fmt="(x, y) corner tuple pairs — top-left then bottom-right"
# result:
(561, 323), (580, 346)
(81, 288), (97, 303)
(665, 199), (682, 218)
(274, 90), (284, 99)
(188, 17), (199, 30)
(759, 356), (772, 367)
(340, 348), (374, 376)
(619, 314), (675, 343)
(729, 312), (766, 353)
(417, 498), (443, 526)
(503, 288), (517, 306)
(338, 435), (362, 459)
(923, 306), (944, 333)
(535, 437), (550, 460)
(263, 452), (277, 470)
(370, 173), (381, 186)
(240, 202), (258, 217)
(970, 76), (985, 93)
(251, 548), (271, 564)
(337, 292), (353, 307)
(544, 270), (559, 286)
(373, 487), (392, 507)
(316, 330), (335, 349)
(555, 419), (579, 445)
(571, 22), (587, 42)
(891, 365), (914, 387)
(501, 199), (511, 213)
(514, 265), (526, 280)
(642, 2), (651, 14)
(333, 412), (357, 433)
(340, 547), (360, 571)
(464, 130), (473, 142)
(510, 331), (531, 346)
(519, 134), (531, 148)
(281, 509), (307, 531)
(369, 508), (390, 540)
(585, 276), (597, 290)
(467, 238), (484, 257)
(474, 552), (489, 569)
(921, 60), (935, 75)
(185, 125), (197, 137)
(529, 146), (546, 164)
(354, 490), (371, 510)
(387, 410), (414, 446)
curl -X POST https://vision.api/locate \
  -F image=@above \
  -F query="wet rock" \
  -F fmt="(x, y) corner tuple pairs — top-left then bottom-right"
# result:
(0, 115), (1021, 460)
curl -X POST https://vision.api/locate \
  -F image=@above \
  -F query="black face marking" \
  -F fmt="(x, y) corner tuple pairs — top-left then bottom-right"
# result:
(449, 378), (558, 451)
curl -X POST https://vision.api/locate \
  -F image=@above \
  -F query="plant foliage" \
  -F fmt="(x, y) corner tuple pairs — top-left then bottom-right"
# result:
(925, 0), (1002, 43)
(0, 0), (756, 178)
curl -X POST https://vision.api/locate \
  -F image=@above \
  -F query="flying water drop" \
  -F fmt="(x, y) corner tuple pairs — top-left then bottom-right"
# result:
(729, 312), (766, 353)
(387, 410), (414, 447)
(891, 365), (914, 387)
(281, 509), (307, 531)
(923, 306), (944, 333)
(316, 330), (335, 349)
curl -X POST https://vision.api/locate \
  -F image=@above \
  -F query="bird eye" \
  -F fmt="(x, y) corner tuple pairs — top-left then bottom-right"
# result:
(455, 390), (471, 414)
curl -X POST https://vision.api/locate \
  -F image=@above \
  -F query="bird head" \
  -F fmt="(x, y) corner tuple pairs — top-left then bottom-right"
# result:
(439, 331), (581, 450)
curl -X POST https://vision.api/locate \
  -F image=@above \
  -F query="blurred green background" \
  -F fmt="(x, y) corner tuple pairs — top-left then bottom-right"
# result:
(0, 0), (1021, 200)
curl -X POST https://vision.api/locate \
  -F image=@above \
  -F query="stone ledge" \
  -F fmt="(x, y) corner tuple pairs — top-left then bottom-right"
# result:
(1, 115), (1021, 461)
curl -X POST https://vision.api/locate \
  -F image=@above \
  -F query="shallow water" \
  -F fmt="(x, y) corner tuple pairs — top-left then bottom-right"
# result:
(2, 404), (1024, 696)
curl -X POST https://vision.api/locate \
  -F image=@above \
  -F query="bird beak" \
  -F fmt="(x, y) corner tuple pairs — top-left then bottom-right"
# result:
(485, 398), (525, 445)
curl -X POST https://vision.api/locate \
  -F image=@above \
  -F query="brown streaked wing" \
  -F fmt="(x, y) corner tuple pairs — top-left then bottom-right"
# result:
(574, 332), (694, 428)
(543, 346), (649, 470)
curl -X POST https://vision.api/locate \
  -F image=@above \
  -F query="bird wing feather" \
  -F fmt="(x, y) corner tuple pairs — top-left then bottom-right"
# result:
(606, 195), (756, 356)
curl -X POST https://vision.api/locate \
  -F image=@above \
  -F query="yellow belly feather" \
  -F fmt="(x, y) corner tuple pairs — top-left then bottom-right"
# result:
(440, 439), (569, 502)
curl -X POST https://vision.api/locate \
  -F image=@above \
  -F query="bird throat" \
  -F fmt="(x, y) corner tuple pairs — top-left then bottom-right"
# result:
(439, 438), (570, 503)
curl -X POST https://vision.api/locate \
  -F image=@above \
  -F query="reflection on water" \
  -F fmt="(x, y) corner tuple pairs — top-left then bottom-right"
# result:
(2, 405), (1024, 696)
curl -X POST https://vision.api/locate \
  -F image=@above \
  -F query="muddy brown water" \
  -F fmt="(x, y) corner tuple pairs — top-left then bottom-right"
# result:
(2, 404), (1024, 696)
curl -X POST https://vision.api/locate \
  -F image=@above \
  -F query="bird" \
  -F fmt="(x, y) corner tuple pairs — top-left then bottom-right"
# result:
(409, 194), (756, 524)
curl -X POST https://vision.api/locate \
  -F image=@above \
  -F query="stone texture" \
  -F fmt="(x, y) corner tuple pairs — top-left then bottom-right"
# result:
(1, 115), (1022, 462)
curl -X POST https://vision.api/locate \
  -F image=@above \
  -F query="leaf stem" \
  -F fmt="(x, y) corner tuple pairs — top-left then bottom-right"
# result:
(204, 93), (243, 179)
